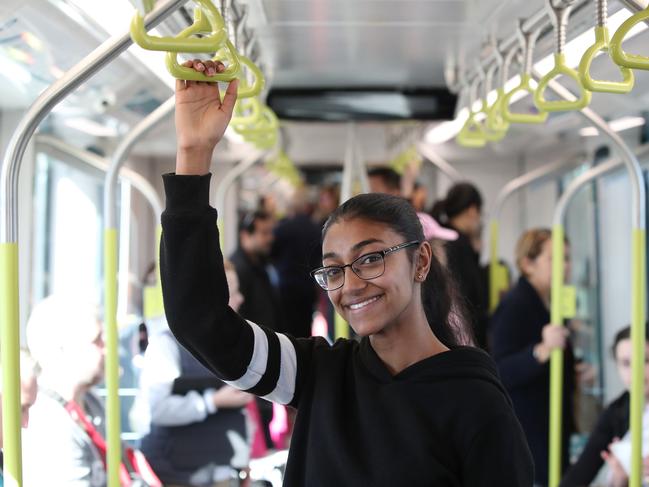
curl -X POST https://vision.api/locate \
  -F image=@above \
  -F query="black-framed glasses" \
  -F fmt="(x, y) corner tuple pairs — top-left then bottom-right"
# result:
(310, 240), (421, 291)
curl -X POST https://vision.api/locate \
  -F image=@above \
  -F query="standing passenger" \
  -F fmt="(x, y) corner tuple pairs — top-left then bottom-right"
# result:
(159, 62), (534, 486)
(490, 229), (576, 487)
(431, 183), (488, 349)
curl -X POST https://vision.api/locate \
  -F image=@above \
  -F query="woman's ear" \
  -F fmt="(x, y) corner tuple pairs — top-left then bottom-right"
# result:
(415, 241), (433, 281)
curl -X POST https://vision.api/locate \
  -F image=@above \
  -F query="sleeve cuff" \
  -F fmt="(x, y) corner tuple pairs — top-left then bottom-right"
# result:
(203, 388), (217, 414)
(162, 173), (212, 212)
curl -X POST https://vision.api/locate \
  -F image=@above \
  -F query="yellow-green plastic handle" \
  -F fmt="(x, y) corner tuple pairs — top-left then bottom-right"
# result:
(232, 97), (263, 126)
(482, 99), (508, 143)
(237, 55), (265, 99)
(535, 54), (592, 112)
(579, 26), (634, 94)
(250, 132), (278, 149)
(166, 38), (241, 82)
(502, 74), (549, 124)
(549, 224), (566, 487)
(0, 243), (23, 486)
(234, 106), (279, 135)
(131, 1), (227, 53)
(486, 88), (511, 135)
(610, 7), (649, 70)
(456, 114), (487, 148)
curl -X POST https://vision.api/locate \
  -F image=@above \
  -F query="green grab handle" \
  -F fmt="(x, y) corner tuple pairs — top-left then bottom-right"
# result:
(502, 74), (549, 124)
(610, 7), (649, 70)
(234, 106), (279, 135)
(579, 26), (634, 94)
(0, 243), (23, 487)
(549, 224), (566, 487)
(534, 54), (592, 112)
(561, 285), (577, 319)
(486, 88), (511, 134)
(103, 229), (122, 487)
(237, 55), (265, 99)
(250, 132), (278, 149)
(166, 38), (241, 82)
(478, 99), (507, 142)
(130, 1), (227, 53)
(456, 115), (487, 148)
(630, 229), (647, 487)
(232, 97), (263, 126)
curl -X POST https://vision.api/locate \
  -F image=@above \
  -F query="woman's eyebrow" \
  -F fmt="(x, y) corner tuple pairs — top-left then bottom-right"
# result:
(322, 238), (384, 261)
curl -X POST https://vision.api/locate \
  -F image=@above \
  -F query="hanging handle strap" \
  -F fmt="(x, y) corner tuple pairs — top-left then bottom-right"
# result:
(610, 2), (649, 70)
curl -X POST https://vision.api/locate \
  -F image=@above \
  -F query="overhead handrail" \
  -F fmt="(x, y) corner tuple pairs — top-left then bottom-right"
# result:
(0, 2), (185, 485)
(578, 0), (635, 93)
(486, 39), (514, 135)
(417, 143), (464, 182)
(610, 1), (649, 70)
(456, 77), (488, 148)
(488, 154), (583, 313)
(130, 0), (227, 53)
(502, 20), (548, 124)
(537, 73), (647, 487)
(534, 0), (592, 112)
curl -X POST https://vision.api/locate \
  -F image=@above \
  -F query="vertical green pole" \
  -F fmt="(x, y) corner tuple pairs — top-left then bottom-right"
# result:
(548, 224), (565, 487)
(334, 312), (349, 340)
(489, 219), (500, 313)
(103, 229), (121, 487)
(630, 228), (647, 487)
(0, 243), (23, 487)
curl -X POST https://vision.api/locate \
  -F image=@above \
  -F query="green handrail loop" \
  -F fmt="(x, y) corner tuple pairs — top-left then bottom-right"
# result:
(482, 61), (508, 142)
(580, 26), (634, 93)
(237, 54), (265, 99)
(131, 0), (227, 53)
(534, 0), (592, 112)
(502, 21), (548, 124)
(488, 44), (518, 133)
(166, 35), (241, 82)
(232, 97), (262, 125)
(610, 3), (649, 70)
(456, 77), (488, 148)
(578, 0), (634, 94)
(234, 105), (279, 135)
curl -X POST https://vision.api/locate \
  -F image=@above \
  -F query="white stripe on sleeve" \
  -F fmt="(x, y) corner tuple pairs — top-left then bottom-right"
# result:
(223, 321), (268, 390)
(262, 333), (298, 405)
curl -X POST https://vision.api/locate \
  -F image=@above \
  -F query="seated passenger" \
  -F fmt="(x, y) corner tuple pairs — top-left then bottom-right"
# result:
(490, 228), (577, 486)
(560, 325), (649, 487)
(0, 349), (39, 484)
(159, 62), (533, 486)
(139, 260), (253, 487)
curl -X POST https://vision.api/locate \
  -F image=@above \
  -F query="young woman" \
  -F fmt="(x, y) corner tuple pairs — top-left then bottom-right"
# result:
(160, 59), (533, 486)
(490, 228), (576, 487)
(560, 326), (649, 487)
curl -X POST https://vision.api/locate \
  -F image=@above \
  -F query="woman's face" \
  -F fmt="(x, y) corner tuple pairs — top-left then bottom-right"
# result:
(321, 218), (424, 337)
(523, 240), (571, 293)
(226, 269), (244, 312)
(614, 338), (649, 396)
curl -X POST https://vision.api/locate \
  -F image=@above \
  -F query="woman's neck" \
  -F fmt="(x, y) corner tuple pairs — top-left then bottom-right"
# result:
(369, 307), (449, 376)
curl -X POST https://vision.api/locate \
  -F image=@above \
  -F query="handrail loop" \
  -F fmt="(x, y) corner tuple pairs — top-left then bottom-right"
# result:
(610, 1), (649, 70)
(502, 20), (548, 124)
(534, 0), (592, 112)
(578, 0), (635, 93)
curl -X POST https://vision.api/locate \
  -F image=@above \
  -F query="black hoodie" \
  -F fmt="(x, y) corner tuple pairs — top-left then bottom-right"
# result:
(160, 173), (534, 486)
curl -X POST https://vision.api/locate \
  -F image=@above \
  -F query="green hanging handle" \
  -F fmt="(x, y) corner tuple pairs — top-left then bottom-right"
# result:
(481, 62), (508, 142)
(535, 54), (592, 111)
(166, 33), (241, 82)
(578, 0), (634, 95)
(456, 78), (488, 148)
(534, 1), (592, 112)
(237, 54), (265, 99)
(610, 4), (649, 70)
(131, 0), (227, 53)
(234, 105), (279, 135)
(232, 97), (263, 126)
(486, 41), (515, 135)
(581, 26), (635, 93)
(502, 21), (548, 124)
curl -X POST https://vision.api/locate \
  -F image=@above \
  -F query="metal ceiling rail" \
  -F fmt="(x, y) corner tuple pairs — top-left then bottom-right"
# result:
(417, 143), (464, 182)
(0, 1), (186, 485)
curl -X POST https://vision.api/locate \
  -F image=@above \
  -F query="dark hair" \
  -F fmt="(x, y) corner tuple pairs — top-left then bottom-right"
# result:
(239, 210), (271, 234)
(611, 325), (649, 358)
(368, 167), (402, 192)
(431, 182), (482, 225)
(322, 193), (473, 348)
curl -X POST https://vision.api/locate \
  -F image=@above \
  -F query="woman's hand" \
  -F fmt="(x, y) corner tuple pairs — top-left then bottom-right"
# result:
(175, 59), (239, 175)
(533, 324), (569, 363)
(212, 385), (254, 409)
